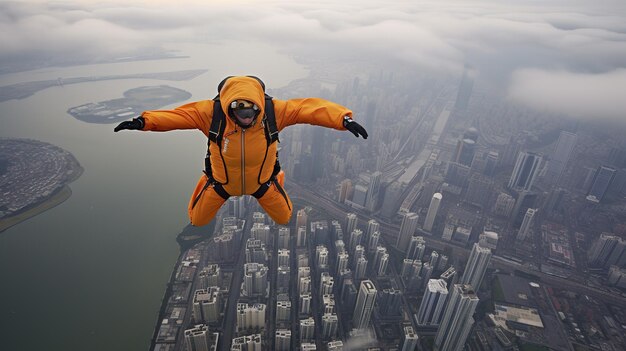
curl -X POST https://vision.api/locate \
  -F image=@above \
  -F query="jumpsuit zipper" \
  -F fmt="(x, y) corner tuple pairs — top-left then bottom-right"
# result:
(241, 128), (246, 193)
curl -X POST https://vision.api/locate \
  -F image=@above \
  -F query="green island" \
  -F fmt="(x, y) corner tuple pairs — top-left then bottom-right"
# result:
(67, 85), (192, 124)
(0, 139), (83, 233)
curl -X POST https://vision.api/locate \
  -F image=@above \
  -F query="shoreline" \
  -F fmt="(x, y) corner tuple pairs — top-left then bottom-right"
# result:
(0, 185), (73, 233)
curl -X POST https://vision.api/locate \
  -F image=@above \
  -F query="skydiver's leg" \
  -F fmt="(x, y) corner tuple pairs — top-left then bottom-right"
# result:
(254, 179), (293, 225)
(188, 174), (229, 226)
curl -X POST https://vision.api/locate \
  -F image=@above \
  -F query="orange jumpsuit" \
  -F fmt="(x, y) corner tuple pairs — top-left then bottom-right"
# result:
(141, 76), (352, 225)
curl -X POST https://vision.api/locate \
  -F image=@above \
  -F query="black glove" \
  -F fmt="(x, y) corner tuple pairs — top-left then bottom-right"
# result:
(114, 117), (145, 132)
(343, 116), (368, 139)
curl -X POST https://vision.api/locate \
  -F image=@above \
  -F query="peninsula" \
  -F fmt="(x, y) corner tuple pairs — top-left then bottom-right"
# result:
(0, 69), (207, 103)
(0, 139), (83, 233)
(68, 85), (191, 124)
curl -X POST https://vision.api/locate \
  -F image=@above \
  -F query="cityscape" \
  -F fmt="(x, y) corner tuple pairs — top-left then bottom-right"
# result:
(150, 68), (626, 351)
(1, 2), (625, 351)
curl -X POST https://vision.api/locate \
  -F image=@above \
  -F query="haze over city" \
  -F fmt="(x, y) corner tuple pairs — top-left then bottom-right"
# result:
(1, 1), (625, 351)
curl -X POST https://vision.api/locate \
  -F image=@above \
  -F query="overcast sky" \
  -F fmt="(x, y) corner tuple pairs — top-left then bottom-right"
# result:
(1, 0), (626, 122)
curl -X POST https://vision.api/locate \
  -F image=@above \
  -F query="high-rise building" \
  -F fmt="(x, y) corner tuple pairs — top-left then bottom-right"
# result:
(301, 343), (317, 351)
(494, 192), (516, 218)
(297, 226), (307, 248)
(278, 249), (290, 267)
(245, 238), (267, 264)
(236, 303), (266, 331)
(251, 223), (270, 246)
(355, 257), (368, 280)
(192, 288), (222, 324)
(367, 231), (380, 254)
(416, 279), (449, 326)
(545, 131), (577, 183)
(508, 151), (542, 191)
(586, 165), (617, 203)
(517, 208), (537, 241)
(478, 231), (498, 250)
(184, 324), (210, 351)
(588, 233), (621, 267)
(198, 264), (222, 290)
(320, 273), (334, 299)
(454, 65), (475, 111)
(243, 263), (268, 297)
(277, 266), (290, 291)
(434, 284), (479, 351)
(338, 179), (352, 203)
(300, 317), (315, 341)
(366, 219), (380, 241)
(349, 229), (363, 252)
(316, 245), (329, 269)
(378, 288), (402, 316)
(297, 208), (308, 229)
(299, 276), (312, 295)
(353, 280), (377, 329)
(406, 236), (426, 260)
(231, 334), (262, 351)
(336, 252), (349, 277)
(460, 244), (492, 291)
(277, 227), (290, 249)
(381, 181), (404, 218)
(327, 340), (344, 351)
(345, 213), (358, 240)
(299, 293), (312, 315)
(276, 301), (291, 323)
(397, 212), (419, 251)
(366, 171), (382, 211)
(454, 138), (477, 167)
(424, 193), (442, 232)
(275, 329), (291, 351)
(401, 325), (419, 351)
(322, 313), (339, 339)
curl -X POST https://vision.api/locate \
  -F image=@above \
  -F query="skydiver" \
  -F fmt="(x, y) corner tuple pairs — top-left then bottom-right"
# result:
(114, 76), (367, 225)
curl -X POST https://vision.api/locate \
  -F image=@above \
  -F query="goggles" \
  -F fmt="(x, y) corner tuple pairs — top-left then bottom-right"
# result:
(230, 100), (259, 119)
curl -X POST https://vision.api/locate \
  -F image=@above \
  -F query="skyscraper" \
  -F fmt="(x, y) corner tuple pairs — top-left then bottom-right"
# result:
(381, 181), (404, 218)
(424, 193), (442, 232)
(322, 313), (339, 339)
(401, 325), (419, 351)
(586, 165), (617, 203)
(300, 317), (315, 342)
(434, 284), (479, 351)
(345, 213), (358, 239)
(460, 243), (492, 291)
(508, 151), (542, 191)
(454, 138), (477, 167)
(353, 280), (377, 330)
(416, 279), (449, 326)
(184, 324), (210, 351)
(397, 212), (419, 251)
(517, 208), (537, 241)
(275, 329), (291, 351)
(588, 233), (621, 267)
(545, 131), (577, 183)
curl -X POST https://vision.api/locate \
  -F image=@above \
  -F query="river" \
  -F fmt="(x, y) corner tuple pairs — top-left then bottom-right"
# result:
(0, 42), (307, 351)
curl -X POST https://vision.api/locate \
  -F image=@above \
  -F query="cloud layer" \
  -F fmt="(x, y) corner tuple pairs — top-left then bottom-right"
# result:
(1, 0), (626, 121)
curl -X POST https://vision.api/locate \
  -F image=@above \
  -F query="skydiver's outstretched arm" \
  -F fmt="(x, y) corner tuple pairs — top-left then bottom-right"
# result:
(114, 100), (213, 134)
(273, 98), (367, 138)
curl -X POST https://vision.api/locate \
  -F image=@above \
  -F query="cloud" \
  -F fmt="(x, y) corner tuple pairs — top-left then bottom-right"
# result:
(508, 68), (626, 122)
(1, 0), (626, 121)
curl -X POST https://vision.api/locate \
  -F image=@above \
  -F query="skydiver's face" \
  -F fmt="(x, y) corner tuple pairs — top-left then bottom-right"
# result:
(231, 100), (259, 127)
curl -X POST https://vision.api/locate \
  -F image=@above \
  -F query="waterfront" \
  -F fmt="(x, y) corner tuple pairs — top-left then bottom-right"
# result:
(0, 41), (307, 351)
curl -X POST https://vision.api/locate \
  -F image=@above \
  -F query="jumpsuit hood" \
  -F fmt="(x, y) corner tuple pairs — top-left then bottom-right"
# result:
(218, 76), (266, 127)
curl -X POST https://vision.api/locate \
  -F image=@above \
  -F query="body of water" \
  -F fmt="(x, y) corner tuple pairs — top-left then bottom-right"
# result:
(0, 41), (307, 351)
